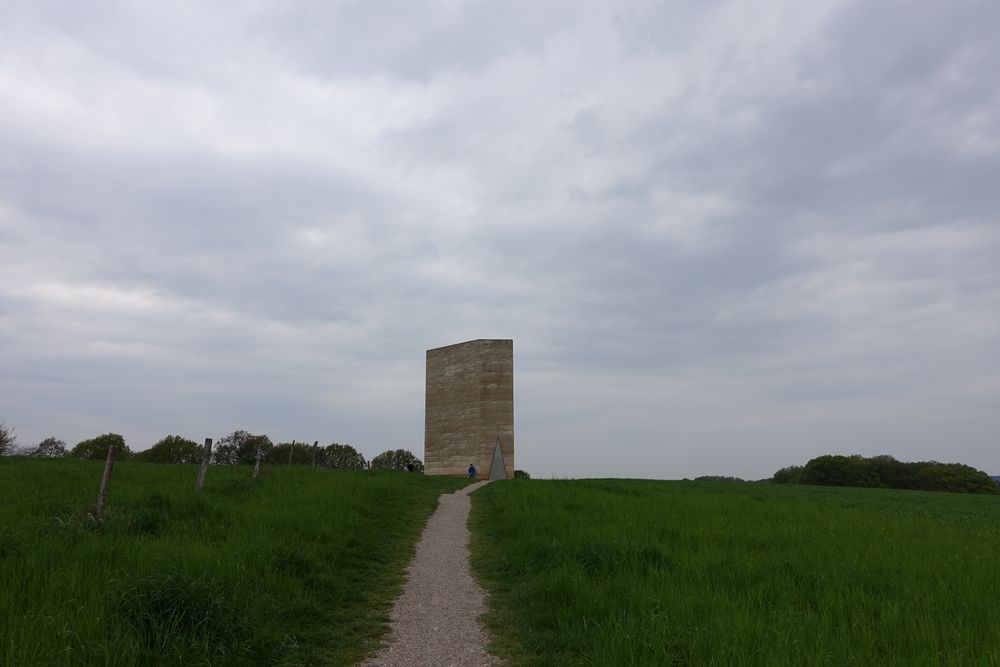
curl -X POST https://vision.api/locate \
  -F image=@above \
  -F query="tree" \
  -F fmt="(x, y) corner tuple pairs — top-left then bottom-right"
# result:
(29, 437), (68, 458)
(268, 442), (315, 465)
(213, 430), (272, 465)
(370, 449), (423, 473)
(135, 435), (202, 464)
(774, 454), (998, 495)
(800, 455), (879, 488)
(0, 422), (16, 456)
(323, 443), (367, 470)
(71, 433), (130, 460)
(771, 465), (804, 484)
(905, 461), (999, 494)
(514, 469), (531, 480)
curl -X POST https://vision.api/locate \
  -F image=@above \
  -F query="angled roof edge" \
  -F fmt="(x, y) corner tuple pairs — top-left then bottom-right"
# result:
(426, 339), (513, 353)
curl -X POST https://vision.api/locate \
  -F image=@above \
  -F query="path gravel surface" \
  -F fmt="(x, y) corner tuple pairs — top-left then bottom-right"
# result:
(360, 480), (501, 667)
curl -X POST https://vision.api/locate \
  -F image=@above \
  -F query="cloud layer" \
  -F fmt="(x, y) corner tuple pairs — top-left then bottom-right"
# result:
(2, 0), (999, 478)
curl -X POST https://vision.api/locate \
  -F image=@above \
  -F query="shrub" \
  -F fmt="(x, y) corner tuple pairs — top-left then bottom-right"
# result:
(514, 469), (531, 480)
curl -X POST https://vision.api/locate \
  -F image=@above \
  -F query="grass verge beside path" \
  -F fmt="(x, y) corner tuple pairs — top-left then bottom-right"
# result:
(470, 479), (1000, 666)
(0, 458), (468, 666)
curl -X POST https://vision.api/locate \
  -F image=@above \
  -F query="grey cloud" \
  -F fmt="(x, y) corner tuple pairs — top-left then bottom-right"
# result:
(251, 1), (576, 81)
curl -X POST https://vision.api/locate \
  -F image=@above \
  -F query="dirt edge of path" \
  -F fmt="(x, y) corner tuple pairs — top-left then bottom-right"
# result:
(360, 480), (501, 667)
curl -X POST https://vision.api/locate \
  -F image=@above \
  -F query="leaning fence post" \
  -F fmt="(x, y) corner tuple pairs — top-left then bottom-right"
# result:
(312, 441), (318, 470)
(95, 443), (118, 520)
(196, 438), (212, 490)
(253, 443), (263, 479)
(288, 440), (295, 466)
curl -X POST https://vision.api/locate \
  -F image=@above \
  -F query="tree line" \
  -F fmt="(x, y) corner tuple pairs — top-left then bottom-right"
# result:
(773, 454), (999, 495)
(0, 423), (423, 472)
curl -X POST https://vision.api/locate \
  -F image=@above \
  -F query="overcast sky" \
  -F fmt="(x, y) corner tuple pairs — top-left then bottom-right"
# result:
(2, 0), (998, 480)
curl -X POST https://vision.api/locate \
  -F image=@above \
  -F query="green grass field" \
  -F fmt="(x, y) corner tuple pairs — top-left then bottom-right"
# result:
(6, 461), (1000, 666)
(471, 479), (1000, 666)
(0, 457), (467, 666)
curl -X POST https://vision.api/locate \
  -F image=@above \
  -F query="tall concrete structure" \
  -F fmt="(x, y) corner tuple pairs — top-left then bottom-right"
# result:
(424, 339), (513, 479)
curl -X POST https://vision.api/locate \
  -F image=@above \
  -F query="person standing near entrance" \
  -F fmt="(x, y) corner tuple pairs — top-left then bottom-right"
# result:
(468, 464), (477, 479)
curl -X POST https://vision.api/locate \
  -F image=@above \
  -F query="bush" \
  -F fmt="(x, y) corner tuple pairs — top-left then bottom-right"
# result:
(694, 475), (745, 483)
(71, 433), (130, 460)
(135, 436), (203, 464)
(28, 437), (68, 458)
(370, 449), (423, 473)
(514, 469), (531, 480)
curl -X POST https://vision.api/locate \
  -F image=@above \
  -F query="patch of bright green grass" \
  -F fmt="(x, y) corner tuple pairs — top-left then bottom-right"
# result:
(471, 479), (1000, 666)
(0, 457), (467, 666)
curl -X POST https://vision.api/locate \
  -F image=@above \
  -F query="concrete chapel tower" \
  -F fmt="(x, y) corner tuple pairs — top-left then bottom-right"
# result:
(424, 339), (514, 479)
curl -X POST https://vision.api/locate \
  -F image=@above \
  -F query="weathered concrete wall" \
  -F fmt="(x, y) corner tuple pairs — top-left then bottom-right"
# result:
(424, 339), (514, 479)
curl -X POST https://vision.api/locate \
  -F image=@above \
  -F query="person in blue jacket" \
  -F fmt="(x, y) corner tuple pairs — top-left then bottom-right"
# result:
(468, 463), (477, 479)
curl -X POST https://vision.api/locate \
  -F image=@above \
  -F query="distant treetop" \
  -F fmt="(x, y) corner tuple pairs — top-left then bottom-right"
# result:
(370, 449), (423, 473)
(0, 422), (16, 456)
(71, 433), (130, 460)
(773, 454), (998, 495)
(135, 435), (202, 464)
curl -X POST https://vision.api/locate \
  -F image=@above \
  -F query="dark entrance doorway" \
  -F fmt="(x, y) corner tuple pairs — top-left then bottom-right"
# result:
(489, 437), (506, 480)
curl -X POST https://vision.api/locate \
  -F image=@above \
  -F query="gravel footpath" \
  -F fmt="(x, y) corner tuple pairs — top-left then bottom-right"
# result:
(360, 480), (501, 667)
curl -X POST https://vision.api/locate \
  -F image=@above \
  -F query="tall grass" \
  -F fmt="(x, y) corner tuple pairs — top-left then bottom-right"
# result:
(471, 479), (1000, 666)
(0, 457), (467, 666)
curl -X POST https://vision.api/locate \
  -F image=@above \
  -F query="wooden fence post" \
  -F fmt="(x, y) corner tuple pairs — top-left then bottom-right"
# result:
(196, 438), (212, 490)
(288, 440), (295, 466)
(312, 440), (319, 469)
(253, 443), (262, 479)
(95, 443), (118, 520)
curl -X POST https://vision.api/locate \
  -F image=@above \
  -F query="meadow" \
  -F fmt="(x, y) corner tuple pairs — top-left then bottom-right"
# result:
(471, 479), (1000, 666)
(0, 457), (467, 666)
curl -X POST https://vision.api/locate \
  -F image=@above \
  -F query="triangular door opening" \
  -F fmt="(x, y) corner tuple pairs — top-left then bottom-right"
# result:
(489, 437), (506, 480)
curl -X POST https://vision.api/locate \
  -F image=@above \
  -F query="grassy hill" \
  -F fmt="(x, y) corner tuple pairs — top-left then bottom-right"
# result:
(471, 479), (1000, 666)
(0, 457), (467, 666)
(7, 459), (999, 666)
